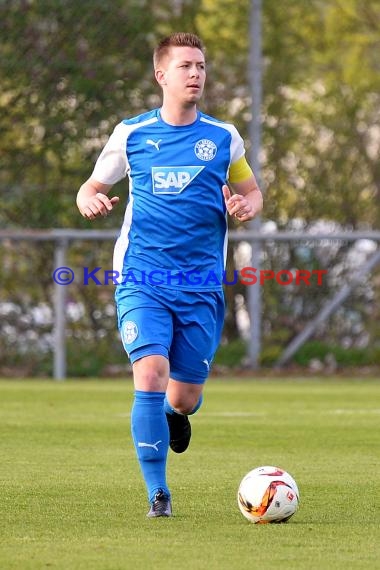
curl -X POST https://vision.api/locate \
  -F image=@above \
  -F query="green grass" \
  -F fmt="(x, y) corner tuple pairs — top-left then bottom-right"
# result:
(1, 378), (380, 570)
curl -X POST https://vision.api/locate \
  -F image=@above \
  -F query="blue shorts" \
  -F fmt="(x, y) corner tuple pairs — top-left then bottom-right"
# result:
(115, 284), (225, 384)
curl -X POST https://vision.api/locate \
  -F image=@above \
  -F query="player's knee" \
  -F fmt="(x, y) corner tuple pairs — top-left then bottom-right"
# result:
(137, 370), (166, 390)
(133, 358), (169, 391)
(169, 396), (199, 415)
(175, 403), (193, 415)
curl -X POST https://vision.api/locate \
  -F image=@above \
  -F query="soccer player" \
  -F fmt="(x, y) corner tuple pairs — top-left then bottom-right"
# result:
(76, 32), (263, 517)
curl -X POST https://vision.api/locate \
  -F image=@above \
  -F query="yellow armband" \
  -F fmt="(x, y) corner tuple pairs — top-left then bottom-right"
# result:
(228, 155), (253, 184)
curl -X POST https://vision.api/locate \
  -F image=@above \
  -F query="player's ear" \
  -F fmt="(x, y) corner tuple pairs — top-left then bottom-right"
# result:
(155, 69), (167, 86)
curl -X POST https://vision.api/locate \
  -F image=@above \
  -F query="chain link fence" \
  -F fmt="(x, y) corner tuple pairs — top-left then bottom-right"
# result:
(1, 229), (379, 377)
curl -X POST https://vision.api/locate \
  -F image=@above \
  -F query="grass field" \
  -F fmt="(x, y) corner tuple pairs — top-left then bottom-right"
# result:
(1, 377), (379, 570)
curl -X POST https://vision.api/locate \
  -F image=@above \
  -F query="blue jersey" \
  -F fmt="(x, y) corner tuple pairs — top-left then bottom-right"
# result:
(92, 109), (247, 291)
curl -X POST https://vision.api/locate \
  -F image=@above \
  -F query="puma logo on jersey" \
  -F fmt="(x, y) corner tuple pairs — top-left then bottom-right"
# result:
(152, 166), (205, 194)
(146, 138), (162, 150)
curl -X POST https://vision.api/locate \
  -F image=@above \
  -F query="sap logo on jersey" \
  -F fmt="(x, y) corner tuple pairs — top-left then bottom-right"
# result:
(152, 166), (205, 194)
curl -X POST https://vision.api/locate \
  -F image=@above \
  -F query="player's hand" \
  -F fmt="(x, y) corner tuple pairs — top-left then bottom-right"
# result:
(222, 185), (255, 222)
(79, 193), (120, 220)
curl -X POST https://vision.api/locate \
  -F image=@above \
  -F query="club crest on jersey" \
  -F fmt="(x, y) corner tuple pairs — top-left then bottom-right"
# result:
(152, 166), (205, 194)
(194, 139), (217, 161)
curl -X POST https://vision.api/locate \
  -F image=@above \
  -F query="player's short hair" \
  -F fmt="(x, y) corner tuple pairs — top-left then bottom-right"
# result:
(153, 33), (205, 69)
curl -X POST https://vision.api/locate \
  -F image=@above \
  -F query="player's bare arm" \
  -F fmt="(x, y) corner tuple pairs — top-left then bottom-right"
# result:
(222, 177), (263, 223)
(76, 178), (119, 220)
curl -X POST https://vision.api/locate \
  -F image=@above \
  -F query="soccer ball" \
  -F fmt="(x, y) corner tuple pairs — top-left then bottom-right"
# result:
(237, 465), (299, 524)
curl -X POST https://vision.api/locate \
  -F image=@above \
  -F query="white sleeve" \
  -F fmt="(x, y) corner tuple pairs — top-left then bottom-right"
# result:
(91, 123), (129, 185)
(229, 125), (246, 164)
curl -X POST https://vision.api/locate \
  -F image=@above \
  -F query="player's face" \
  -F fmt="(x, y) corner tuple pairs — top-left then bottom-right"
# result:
(157, 46), (206, 105)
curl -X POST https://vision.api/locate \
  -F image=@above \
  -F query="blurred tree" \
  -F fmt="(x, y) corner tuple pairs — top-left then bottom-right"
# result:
(2, 0), (378, 228)
(0, 0), (156, 228)
(195, 0), (379, 227)
(269, 0), (380, 227)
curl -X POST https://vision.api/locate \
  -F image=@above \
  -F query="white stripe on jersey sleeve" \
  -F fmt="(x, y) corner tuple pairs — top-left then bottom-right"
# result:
(91, 117), (158, 185)
(199, 117), (245, 164)
(91, 123), (129, 185)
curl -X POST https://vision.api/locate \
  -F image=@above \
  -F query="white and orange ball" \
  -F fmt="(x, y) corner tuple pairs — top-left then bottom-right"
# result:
(237, 465), (300, 524)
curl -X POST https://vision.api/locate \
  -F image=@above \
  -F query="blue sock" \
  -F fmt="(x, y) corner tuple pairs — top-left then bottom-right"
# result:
(131, 390), (170, 503)
(164, 394), (203, 416)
